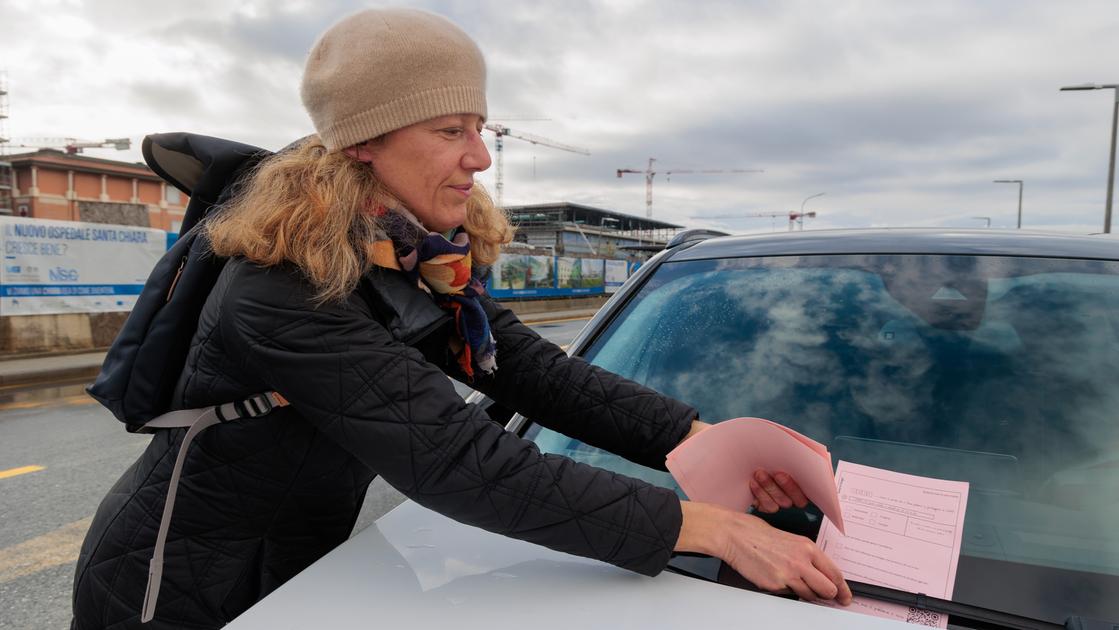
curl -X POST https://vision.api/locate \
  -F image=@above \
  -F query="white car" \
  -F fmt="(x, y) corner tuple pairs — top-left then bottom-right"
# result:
(229, 229), (1119, 629)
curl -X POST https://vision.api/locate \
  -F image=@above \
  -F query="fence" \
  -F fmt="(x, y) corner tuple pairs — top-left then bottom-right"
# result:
(1, 217), (641, 317)
(1, 216), (166, 316)
(487, 255), (636, 299)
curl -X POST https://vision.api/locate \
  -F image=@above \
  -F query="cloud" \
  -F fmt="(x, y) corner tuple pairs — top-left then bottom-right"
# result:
(2, 0), (1116, 233)
(127, 81), (203, 117)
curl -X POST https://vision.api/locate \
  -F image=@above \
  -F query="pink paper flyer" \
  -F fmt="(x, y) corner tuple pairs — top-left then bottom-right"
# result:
(816, 461), (970, 628)
(666, 417), (845, 533)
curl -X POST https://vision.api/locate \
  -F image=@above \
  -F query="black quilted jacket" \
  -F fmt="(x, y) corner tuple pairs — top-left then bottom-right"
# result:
(71, 257), (697, 629)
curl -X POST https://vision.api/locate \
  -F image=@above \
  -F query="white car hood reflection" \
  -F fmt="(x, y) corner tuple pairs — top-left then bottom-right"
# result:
(228, 500), (909, 629)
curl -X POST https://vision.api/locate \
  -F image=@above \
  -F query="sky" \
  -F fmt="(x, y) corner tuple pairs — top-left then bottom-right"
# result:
(2, 0), (1118, 234)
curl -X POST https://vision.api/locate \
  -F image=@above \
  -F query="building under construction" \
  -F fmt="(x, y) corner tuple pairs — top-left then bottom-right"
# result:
(505, 202), (682, 259)
(0, 72), (11, 215)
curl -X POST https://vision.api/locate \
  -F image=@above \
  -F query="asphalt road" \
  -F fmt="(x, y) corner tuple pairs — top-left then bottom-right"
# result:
(0, 316), (590, 630)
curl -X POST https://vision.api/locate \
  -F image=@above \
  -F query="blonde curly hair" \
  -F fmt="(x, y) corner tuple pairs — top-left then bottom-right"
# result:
(207, 134), (513, 303)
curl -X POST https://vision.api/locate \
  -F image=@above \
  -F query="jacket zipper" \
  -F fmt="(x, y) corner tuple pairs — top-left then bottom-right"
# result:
(166, 256), (187, 302)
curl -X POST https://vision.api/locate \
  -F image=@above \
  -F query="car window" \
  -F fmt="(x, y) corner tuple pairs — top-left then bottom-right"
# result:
(525, 253), (1119, 624)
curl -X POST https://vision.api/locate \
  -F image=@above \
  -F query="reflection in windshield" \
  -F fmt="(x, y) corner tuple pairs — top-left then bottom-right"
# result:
(527, 254), (1119, 624)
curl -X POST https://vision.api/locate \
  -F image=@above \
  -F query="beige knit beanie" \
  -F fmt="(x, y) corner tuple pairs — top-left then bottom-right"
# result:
(301, 8), (487, 152)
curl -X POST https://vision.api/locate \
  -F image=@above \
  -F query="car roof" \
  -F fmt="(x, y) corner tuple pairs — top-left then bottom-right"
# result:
(668, 228), (1119, 262)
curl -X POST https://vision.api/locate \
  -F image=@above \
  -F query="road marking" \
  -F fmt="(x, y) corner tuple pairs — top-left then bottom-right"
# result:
(0, 375), (93, 394)
(0, 394), (97, 412)
(0, 516), (92, 584)
(0, 465), (46, 480)
(524, 315), (593, 326)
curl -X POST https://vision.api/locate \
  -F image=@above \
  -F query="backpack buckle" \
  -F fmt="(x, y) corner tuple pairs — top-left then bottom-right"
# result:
(243, 393), (274, 418)
(214, 392), (286, 422)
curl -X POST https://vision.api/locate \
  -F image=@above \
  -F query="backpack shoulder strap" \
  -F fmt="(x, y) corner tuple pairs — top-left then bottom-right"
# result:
(140, 391), (289, 623)
(140, 391), (288, 429)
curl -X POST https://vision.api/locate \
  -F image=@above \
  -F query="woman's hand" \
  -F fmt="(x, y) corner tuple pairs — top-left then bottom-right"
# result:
(677, 420), (810, 514)
(675, 501), (852, 604)
(750, 469), (809, 513)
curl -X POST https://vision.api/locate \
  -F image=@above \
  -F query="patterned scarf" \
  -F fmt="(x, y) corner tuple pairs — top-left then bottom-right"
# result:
(368, 206), (497, 379)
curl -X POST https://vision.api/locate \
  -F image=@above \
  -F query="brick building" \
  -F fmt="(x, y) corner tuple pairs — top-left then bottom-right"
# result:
(2, 149), (188, 231)
(0, 157), (12, 214)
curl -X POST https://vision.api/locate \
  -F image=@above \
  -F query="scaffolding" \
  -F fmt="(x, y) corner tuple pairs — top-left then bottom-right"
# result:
(505, 202), (683, 257)
(0, 71), (12, 214)
(0, 70), (8, 149)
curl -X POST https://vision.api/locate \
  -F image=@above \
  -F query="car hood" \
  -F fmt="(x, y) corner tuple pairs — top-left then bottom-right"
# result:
(227, 500), (908, 629)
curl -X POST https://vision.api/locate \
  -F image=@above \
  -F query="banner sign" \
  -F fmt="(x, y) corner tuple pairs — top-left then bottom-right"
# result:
(557, 257), (604, 294)
(605, 259), (628, 293)
(1, 216), (166, 315)
(489, 254), (556, 297)
(488, 255), (623, 299)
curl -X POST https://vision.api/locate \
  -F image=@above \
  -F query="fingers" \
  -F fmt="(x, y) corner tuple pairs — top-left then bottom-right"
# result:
(777, 562), (846, 604)
(773, 472), (809, 508)
(784, 542), (843, 603)
(813, 551), (853, 606)
(764, 573), (843, 603)
(751, 470), (810, 512)
(799, 565), (840, 601)
(787, 578), (817, 602)
(749, 475), (782, 513)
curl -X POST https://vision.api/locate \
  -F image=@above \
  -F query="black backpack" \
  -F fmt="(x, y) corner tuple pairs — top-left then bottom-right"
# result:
(86, 131), (450, 431)
(86, 132), (272, 432)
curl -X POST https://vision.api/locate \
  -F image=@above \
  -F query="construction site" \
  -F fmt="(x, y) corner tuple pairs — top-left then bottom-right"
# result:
(0, 78), (692, 252)
(506, 202), (681, 256)
(0, 72), (693, 356)
(0, 74), (839, 326)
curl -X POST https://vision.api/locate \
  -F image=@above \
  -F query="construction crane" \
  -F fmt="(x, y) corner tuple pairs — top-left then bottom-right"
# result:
(2, 137), (131, 154)
(744, 211), (792, 232)
(483, 123), (589, 208)
(787, 210), (816, 231)
(616, 157), (763, 218)
(707, 210), (819, 231)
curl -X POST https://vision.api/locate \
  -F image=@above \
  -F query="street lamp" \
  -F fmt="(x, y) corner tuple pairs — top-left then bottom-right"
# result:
(1060, 83), (1119, 234)
(791, 193), (824, 231)
(993, 179), (1023, 228)
(801, 192), (825, 215)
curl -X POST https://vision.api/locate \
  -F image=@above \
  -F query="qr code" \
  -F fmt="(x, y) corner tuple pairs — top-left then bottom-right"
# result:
(906, 607), (942, 627)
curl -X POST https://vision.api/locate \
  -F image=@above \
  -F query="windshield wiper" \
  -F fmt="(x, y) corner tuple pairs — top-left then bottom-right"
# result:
(665, 557), (1113, 630)
(849, 581), (1112, 630)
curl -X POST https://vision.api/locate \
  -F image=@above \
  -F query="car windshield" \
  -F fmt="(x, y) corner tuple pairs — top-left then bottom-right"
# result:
(525, 253), (1119, 625)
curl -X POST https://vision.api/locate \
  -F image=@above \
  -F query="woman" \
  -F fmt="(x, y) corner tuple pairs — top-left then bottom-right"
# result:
(72, 9), (850, 629)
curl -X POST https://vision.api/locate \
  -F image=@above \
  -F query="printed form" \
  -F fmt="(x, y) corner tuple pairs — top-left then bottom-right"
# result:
(816, 461), (970, 628)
